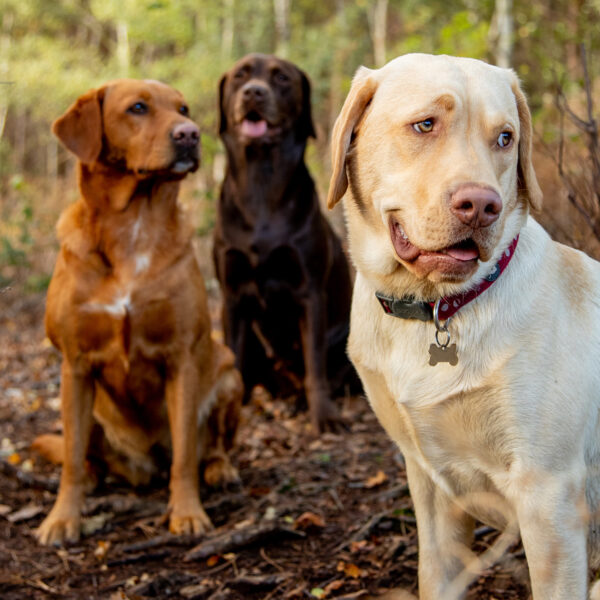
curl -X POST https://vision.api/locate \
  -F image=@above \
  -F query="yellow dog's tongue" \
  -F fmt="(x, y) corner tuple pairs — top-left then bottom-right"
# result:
(241, 119), (268, 138)
(445, 246), (479, 261)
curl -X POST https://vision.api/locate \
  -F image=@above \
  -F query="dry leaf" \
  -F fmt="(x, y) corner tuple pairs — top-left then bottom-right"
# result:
(365, 469), (387, 488)
(294, 511), (325, 530)
(206, 554), (221, 567)
(7, 452), (20, 465)
(7, 504), (44, 523)
(94, 540), (111, 561)
(337, 561), (363, 579)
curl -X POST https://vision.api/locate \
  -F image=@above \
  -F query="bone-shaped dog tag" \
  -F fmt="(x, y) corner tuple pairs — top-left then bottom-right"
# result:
(428, 343), (458, 366)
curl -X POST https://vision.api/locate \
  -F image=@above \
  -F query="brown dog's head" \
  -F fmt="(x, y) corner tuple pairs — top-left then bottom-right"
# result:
(218, 53), (316, 145)
(52, 79), (200, 178)
(328, 54), (542, 294)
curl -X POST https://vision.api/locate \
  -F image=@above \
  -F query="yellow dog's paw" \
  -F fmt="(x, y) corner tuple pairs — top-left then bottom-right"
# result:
(35, 511), (81, 545)
(169, 503), (213, 536)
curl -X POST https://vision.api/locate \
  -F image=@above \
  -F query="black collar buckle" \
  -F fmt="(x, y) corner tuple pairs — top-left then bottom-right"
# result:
(375, 292), (433, 321)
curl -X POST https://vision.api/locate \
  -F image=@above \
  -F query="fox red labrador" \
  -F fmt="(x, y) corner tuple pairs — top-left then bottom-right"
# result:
(34, 79), (242, 545)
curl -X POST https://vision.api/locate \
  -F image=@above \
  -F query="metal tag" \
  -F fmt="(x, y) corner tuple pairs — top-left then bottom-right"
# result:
(428, 343), (458, 366)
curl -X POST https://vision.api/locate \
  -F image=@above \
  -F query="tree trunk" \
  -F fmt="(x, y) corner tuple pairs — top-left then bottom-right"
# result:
(273, 0), (291, 58)
(221, 0), (235, 60)
(490, 0), (513, 68)
(369, 0), (388, 68)
(116, 20), (130, 76)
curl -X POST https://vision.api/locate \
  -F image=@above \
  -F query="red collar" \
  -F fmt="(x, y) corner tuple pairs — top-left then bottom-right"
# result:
(376, 236), (519, 321)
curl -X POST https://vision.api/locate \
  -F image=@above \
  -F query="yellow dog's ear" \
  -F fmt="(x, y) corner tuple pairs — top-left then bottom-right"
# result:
(327, 66), (378, 209)
(52, 86), (106, 164)
(510, 74), (543, 212)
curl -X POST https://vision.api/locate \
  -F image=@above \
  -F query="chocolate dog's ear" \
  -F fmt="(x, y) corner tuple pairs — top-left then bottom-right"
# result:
(327, 66), (378, 209)
(218, 74), (228, 134)
(510, 73), (543, 212)
(297, 69), (316, 140)
(52, 86), (105, 164)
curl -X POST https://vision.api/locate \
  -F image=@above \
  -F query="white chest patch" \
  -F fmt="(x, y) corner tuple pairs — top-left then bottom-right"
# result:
(83, 292), (132, 317)
(135, 253), (151, 275)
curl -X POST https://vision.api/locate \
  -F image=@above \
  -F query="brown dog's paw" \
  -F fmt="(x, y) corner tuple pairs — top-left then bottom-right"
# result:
(168, 502), (213, 536)
(203, 455), (240, 488)
(310, 397), (345, 434)
(35, 509), (81, 546)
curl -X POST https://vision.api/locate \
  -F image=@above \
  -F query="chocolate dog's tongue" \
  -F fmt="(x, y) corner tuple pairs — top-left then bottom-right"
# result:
(241, 119), (268, 138)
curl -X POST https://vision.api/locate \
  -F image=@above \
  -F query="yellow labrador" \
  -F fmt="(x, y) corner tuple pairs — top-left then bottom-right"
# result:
(328, 53), (600, 600)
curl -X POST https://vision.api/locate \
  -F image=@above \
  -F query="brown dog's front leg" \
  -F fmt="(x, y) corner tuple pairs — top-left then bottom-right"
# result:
(166, 358), (212, 535)
(36, 362), (94, 545)
(300, 291), (341, 432)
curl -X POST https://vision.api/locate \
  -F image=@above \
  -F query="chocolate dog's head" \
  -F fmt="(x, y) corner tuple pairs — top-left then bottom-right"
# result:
(218, 53), (316, 145)
(52, 79), (200, 178)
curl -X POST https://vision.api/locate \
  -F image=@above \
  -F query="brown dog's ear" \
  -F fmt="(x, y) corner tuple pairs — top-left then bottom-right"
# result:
(297, 69), (316, 140)
(327, 67), (378, 209)
(510, 75), (543, 212)
(218, 74), (228, 134)
(52, 87), (105, 164)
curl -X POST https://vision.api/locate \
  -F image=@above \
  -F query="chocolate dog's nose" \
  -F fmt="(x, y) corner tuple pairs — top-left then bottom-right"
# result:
(171, 123), (200, 147)
(242, 83), (268, 102)
(450, 185), (502, 228)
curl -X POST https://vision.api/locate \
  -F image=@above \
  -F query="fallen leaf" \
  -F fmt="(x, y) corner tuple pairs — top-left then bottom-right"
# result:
(206, 554), (221, 567)
(7, 504), (44, 523)
(7, 452), (20, 465)
(365, 469), (387, 488)
(94, 540), (111, 561)
(337, 561), (363, 579)
(350, 540), (369, 553)
(324, 580), (344, 593)
(21, 458), (33, 472)
(310, 588), (326, 598)
(294, 511), (325, 530)
(81, 512), (113, 537)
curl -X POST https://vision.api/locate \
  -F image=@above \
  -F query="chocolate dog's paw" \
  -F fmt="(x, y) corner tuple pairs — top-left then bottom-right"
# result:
(169, 503), (213, 536)
(310, 397), (345, 434)
(35, 511), (81, 546)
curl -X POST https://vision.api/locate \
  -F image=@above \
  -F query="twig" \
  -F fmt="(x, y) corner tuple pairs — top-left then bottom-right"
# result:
(105, 549), (170, 567)
(0, 458), (59, 492)
(183, 520), (305, 562)
(120, 533), (204, 554)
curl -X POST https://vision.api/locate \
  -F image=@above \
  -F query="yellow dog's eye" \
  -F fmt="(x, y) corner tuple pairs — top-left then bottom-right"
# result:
(497, 131), (513, 148)
(413, 119), (434, 133)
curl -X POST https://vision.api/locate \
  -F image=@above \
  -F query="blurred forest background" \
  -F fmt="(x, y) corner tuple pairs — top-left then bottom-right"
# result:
(1, 0), (599, 293)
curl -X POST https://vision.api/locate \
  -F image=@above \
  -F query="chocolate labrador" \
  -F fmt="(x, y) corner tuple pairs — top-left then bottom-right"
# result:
(214, 53), (357, 432)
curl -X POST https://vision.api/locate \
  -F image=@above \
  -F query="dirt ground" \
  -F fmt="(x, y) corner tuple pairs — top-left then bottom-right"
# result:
(0, 289), (532, 600)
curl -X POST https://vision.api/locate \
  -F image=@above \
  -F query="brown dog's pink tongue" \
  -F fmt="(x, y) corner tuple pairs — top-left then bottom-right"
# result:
(445, 246), (479, 261)
(241, 119), (268, 138)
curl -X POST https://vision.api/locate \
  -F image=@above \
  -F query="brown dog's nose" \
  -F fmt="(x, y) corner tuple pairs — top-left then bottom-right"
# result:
(242, 83), (268, 102)
(450, 185), (502, 228)
(171, 122), (199, 147)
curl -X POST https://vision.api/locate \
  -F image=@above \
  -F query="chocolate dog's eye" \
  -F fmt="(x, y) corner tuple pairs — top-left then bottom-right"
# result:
(413, 119), (434, 133)
(179, 105), (190, 116)
(128, 101), (148, 115)
(274, 71), (289, 83)
(497, 131), (513, 148)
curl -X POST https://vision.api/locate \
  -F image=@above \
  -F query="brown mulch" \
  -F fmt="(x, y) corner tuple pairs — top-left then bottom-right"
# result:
(0, 290), (531, 599)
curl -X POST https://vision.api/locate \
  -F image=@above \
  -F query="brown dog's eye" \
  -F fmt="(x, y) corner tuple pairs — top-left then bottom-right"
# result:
(179, 105), (190, 116)
(413, 119), (434, 133)
(273, 71), (289, 84)
(128, 102), (148, 115)
(497, 131), (513, 148)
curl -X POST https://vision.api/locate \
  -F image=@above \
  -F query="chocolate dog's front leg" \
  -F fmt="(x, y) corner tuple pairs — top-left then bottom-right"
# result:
(300, 291), (341, 432)
(36, 362), (94, 545)
(165, 357), (212, 535)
